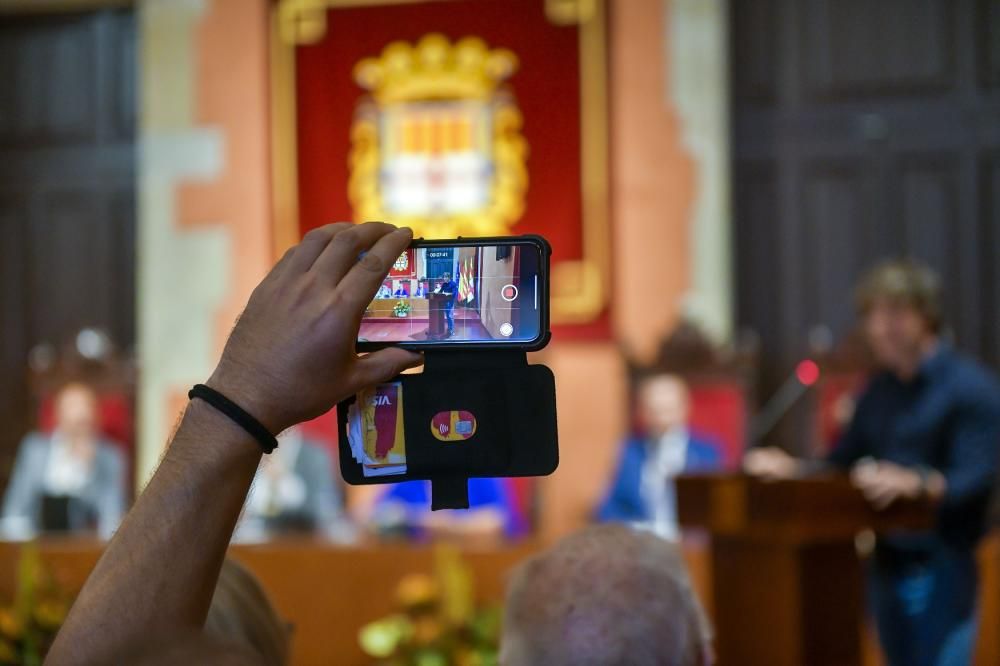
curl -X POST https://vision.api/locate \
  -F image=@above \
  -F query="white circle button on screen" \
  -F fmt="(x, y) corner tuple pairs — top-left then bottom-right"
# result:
(501, 284), (518, 302)
(499, 322), (514, 337)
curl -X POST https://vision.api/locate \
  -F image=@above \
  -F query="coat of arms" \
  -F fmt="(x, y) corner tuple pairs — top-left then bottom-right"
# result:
(349, 34), (529, 238)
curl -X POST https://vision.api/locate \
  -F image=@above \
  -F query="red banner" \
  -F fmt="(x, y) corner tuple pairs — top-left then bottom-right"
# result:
(291, 0), (610, 337)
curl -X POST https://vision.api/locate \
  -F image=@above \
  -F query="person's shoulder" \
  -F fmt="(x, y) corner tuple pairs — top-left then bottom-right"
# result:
(688, 432), (722, 455)
(944, 350), (1000, 406)
(96, 441), (126, 469)
(20, 431), (51, 449)
(16, 432), (52, 460)
(618, 436), (648, 461)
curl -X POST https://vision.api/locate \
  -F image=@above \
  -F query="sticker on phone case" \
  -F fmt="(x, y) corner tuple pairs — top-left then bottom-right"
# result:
(348, 382), (407, 477)
(430, 410), (478, 442)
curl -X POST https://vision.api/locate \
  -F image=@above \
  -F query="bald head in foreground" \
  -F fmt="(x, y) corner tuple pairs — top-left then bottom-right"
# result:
(501, 524), (713, 666)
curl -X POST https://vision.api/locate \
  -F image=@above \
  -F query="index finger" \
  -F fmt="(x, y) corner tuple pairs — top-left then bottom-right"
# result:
(335, 226), (413, 312)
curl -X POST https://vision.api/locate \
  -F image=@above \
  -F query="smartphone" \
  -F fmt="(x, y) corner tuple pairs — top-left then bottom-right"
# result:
(357, 235), (550, 351)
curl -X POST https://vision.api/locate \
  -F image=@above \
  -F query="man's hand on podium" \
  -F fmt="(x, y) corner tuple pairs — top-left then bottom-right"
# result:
(743, 447), (801, 480)
(850, 459), (945, 510)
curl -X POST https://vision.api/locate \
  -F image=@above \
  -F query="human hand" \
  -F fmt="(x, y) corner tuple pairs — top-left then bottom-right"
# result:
(743, 447), (801, 480)
(850, 459), (925, 510)
(206, 222), (423, 433)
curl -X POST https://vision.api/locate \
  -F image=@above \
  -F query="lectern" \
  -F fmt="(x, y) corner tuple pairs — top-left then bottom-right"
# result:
(426, 293), (449, 339)
(677, 474), (933, 666)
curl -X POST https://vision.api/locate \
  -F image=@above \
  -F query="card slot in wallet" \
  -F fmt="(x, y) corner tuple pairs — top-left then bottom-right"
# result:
(400, 371), (511, 477)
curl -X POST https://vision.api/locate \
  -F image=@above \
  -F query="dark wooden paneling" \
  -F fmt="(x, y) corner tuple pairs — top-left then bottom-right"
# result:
(0, 14), (98, 146)
(895, 156), (966, 334)
(0, 195), (30, 487)
(730, 0), (778, 104)
(29, 189), (111, 342)
(798, 164), (873, 340)
(979, 0), (1000, 89)
(801, 0), (955, 100)
(982, 154), (1000, 366)
(733, 163), (779, 347)
(733, 0), (1000, 450)
(0, 9), (135, 485)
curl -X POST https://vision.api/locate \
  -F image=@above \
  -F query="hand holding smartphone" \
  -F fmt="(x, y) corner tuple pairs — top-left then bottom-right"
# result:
(357, 235), (550, 352)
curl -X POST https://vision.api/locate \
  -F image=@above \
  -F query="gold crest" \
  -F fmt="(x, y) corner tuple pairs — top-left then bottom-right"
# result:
(349, 34), (529, 239)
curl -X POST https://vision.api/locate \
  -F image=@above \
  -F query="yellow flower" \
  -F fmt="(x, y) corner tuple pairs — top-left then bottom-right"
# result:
(0, 610), (21, 639)
(34, 599), (68, 630)
(0, 637), (16, 663)
(411, 615), (444, 646)
(396, 573), (438, 609)
(359, 614), (411, 658)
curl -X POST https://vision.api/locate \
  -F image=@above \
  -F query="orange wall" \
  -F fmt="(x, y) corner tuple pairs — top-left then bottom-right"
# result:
(178, 0), (273, 357)
(611, 0), (694, 363)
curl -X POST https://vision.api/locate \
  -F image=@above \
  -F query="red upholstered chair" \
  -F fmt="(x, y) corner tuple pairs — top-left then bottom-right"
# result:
(688, 380), (750, 470)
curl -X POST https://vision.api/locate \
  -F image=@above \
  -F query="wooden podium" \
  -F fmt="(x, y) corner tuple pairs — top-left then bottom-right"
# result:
(427, 292), (449, 339)
(677, 474), (933, 666)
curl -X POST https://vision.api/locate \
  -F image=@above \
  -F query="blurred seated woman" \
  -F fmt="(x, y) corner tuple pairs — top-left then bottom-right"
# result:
(370, 478), (520, 540)
(1, 382), (125, 539)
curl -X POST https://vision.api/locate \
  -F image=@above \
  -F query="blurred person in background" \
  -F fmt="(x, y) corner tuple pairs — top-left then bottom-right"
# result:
(1, 382), (125, 539)
(597, 373), (722, 539)
(745, 260), (1000, 666)
(204, 558), (290, 666)
(501, 524), (714, 666)
(370, 477), (518, 539)
(237, 427), (350, 542)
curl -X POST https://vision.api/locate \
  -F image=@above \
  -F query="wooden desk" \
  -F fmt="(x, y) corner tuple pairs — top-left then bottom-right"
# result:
(4, 531), (996, 665)
(0, 538), (540, 665)
(365, 298), (429, 319)
(677, 473), (1000, 666)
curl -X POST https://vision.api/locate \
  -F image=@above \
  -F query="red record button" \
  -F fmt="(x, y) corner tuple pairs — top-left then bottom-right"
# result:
(501, 284), (518, 302)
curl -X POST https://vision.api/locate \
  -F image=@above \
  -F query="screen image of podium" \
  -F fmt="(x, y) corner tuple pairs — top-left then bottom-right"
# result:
(358, 244), (541, 344)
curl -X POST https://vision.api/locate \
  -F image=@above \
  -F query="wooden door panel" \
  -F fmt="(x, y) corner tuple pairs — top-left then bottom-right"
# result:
(733, 0), (1000, 451)
(801, 0), (956, 100)
(0, 9), (135, 484)
(979, 0), (1000, 89)
(797, 164), (875, 341)
(0, 15), (99, 147)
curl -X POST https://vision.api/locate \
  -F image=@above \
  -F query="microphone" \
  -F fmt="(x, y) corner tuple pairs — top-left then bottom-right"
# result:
(749, 360), (820, 444)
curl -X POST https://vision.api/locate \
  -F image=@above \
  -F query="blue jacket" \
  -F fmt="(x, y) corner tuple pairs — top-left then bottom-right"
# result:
(379, 477), (520, 536)
(597, 433), (722, 523)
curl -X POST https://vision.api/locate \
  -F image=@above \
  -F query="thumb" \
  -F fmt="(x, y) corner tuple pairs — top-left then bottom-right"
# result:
(352, 348), (424, 389)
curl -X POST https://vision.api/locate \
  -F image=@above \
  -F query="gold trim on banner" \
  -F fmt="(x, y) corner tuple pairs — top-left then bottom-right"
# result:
(348, 34), (529, 239)
(270, 0), (610, 324)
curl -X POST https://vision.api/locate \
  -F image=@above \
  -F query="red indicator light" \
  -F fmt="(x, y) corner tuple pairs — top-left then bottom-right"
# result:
(796, 360), (820, 386)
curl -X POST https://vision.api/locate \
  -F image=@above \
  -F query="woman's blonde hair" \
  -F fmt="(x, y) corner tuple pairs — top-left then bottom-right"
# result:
(205, 558), (290, 666)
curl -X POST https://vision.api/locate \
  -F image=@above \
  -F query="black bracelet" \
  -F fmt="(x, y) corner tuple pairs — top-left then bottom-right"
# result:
(188, 384), (278, 454)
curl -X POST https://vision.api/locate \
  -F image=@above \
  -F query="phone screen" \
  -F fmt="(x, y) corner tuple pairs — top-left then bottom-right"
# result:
(358, 240), (543, 347)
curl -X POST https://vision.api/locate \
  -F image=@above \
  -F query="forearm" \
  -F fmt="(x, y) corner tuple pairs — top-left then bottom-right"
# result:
(48, 400), (261, 664)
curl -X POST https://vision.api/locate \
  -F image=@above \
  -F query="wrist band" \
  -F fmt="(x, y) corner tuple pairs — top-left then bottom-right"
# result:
(188, 384), (278, 454)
